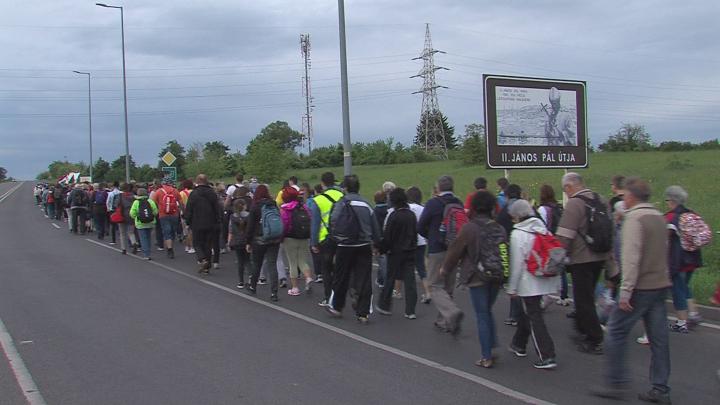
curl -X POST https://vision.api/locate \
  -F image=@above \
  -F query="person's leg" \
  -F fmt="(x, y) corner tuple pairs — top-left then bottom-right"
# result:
(276, 244), (288, 283)
(118, 223), (128, 252)
(71, 209), (78, 233)
(154, 219), (163, 249)
(523, 296), (556, 361)
(415, 245), (431, 299)
(402, 251), (417, 316)
(508, 297), (521, 323)
(378, 253), (399, 312)
(670, 272), (689, 327)
(283, 239), (300, 291)
(354, 246), (373, 318)
(96, 208), (106, 239)
(428, 252), (460, 330)
(329, 246), (352, 312)
(192, 229), (207, 264)
(604, 293), (647, 387)
(321, 240), (336, 301)
(560, 271), (569, 300)
(644, 290), (671, 394)
(250, 243), (267, 290)
(571, 262), (604, 344)
(469, 285), (497, 360)
(235, 249), (248, 285)
(211, 227), (220, 264)
(265, 244), (280, 296)
(296, 239), (313, 283)
(375, 254), (387, 287)
(138, 228), (152, 258)
(512, 296), (531, 351)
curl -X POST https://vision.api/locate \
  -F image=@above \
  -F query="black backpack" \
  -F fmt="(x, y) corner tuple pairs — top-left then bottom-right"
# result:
(53, 187), (63, 200)
(72, 190), (86, 207)
(573, 193), (613, 253)
(137, 199), (155, 223)
(329, 198), (361, 244)
(467, 219), (509, 284)
(287, 205), (311, 239)
(541, 203), (563, 234)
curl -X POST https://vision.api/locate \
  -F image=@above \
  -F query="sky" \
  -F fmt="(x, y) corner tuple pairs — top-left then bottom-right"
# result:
(1, 0), (719, 180)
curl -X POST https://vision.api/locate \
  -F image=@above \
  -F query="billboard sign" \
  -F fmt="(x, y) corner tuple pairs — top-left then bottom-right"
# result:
(484, 75), (588, 168)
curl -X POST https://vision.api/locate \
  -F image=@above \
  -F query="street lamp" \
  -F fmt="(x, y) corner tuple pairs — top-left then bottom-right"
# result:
(73, 71), (93, 181)
(337, 0), (352, 176)
(96, 2), (130, 184)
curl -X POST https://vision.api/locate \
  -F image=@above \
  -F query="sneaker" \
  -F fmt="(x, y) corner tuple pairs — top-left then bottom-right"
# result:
(392, 289), (402, 299)
(318, 299), (329, 307)
(504, 318), (518, 326)
(131, 245), (138, 255)
(247, 286), (257, 295)
(356, 315), (369, 324)
(236, 282), (245, 289)
(636, 334), (650, 345)
(270, 294), (279, 302)
(508, 344), (528, 357)
(167, 249), (174, 259)
(184, 247), (190, 253)
(404, 314), (417, 320)
(326, 306), (342, 318)
(220, 248), (227, 254)
(121, 249), (127, 255)
(304, 279), (313, 293)
(143, 257), (152, 261)
(420, 294), (432, 304)
(258, 278), (267, 285)
(577, 342), (603, 355)
(109, 242), (116, 245)
(375, 280), (384, 289)
(212, 263), (220, 270)
(288, 288), (301, 296)
(187, 248), (196, 254)
(375, 306), (392, 316)
(533, 358), (557, 370)
(475, 358), (493, 369)
(688, 314), (703, 326)
(556, 298), (571, 306)
(315, 275), (323, 283)
(157, 246), (164, 251)
(279, 278), (288, 288)
(669, 322), (689, 333)
(638, 388), (672, 404)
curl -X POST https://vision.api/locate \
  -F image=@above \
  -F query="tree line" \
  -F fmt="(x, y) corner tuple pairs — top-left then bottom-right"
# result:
(598, 123), (719, 152)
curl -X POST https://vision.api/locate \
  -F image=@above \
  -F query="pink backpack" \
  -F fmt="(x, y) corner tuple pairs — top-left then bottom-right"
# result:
(678, 212), (712, 252)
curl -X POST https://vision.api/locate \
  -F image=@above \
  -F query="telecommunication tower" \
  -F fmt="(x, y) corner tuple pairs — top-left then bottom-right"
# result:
(300, 33), (314, 154)
(412, 23), (449, 158)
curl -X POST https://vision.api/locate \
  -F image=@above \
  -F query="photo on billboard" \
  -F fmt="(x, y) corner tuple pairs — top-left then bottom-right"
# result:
(484, 75), (587, 168)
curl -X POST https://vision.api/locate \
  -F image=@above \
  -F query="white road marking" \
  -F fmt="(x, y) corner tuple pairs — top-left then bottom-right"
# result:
(85, 239), (553, 405)
(51, 223), (60, 229)
(0, 182), (24, 204)
(0, 317), (48, 405)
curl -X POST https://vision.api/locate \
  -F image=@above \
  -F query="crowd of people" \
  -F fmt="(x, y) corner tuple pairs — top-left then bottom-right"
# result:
(33, 170), (717, 403)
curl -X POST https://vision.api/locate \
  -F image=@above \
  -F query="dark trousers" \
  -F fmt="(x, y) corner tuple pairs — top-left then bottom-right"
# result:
(513, 296), (556, 360)
(509, 296), (522, 320)
(211, 227), (221, 264)
(94, 206), (107, 239)
(311, 249), (322, 278)
(330, 245), (373, 317)
(569, 261), (605, 344)
(378, 250), (417, 315)
(250, 242), (279, 294)
(71, 209), (87, 233)
(54, 201), (64, 220)
(605, 289), (670, 393)
(320, 239), (337, 300)
(154, 218), (163, 247)
(110, 218), (118, 243)
(234, 247), (250, 284)
(192, 228), (215, 264)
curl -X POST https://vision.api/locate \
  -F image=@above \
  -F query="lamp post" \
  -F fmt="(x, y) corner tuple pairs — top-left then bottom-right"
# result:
(73, 71), (93, 180)
(337, 0), (352, 176)
(96, 3), (130, 184)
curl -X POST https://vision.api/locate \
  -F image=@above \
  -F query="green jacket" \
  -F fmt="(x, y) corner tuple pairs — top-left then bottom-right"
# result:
(129, 196), (159, 229)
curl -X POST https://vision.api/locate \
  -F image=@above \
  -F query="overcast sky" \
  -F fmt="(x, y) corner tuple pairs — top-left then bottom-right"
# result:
(1, 0), (718, 179)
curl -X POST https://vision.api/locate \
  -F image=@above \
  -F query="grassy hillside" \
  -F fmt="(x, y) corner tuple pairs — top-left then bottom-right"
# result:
(268, 150), (720, 303)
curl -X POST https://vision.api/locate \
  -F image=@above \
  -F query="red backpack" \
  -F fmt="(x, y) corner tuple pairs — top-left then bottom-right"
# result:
(526, 233), (566, 277)
(160, 186), (179, 216)
(439, 200), (469, 247)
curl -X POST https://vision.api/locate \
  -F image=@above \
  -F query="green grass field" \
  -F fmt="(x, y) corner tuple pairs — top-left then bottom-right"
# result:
(263, 150), (719, 304)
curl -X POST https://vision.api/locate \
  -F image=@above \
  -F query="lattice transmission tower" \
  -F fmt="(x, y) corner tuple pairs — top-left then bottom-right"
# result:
(412, 23), (449, 158)
(300, 33), (314, 154)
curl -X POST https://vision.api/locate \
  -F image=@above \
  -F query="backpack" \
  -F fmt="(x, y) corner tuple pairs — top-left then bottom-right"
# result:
(469, 219), (508, 284)
(229, 214), (248, 247)
(72, 190), (85, 207)
(329, 198), (361, 244)
(53, 187), (62, 200)
(541, 203), (563, 234)
(47, 191), (55, 204)
(525, 233), (566, 277)
(160, 187), (179, 216)
(136, 199), (155, 223)
(439, 199), (469, 247)
(678, 212), (712, 252)
(260, 203), (283, 242)
(287, 205), (311, 239)
(94, 190), (108, 205)
(574, 193), (613, 253)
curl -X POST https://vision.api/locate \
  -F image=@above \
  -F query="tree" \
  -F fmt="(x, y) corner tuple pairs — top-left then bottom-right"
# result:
(414, 111), (457, 153)
(158, 140), (187, 179)
(93, 158), (110, 181)
(252, 121), (304, 151)
(244, 138), (290, 183)
(598, 123), (654, 152)
(460, 123), (486, 164)
(106, 155), (137, 182)
(0, 167), (6, 182)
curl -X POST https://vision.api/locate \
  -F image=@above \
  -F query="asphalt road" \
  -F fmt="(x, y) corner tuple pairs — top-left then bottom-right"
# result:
(1, 182), (719, 404)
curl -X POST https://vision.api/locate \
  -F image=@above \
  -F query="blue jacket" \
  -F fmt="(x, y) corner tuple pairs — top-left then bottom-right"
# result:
(417, 192), (462, 254)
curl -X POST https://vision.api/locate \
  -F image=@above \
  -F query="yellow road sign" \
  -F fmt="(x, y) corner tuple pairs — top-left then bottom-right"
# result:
(161, 151), (177, 166)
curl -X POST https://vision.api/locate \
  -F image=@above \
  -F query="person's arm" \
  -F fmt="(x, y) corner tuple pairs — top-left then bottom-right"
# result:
(184, 195), (193, 226)
(417, 198), (434, 238)
(538, 206), (549, 225)
(309, 199), (321, 247)
(379, 211), (394, 254)
(619, 215), (643, 307)
(369, 206), (382, 247)
(507, 232), (524, 295)
(129, 200), (139, 220)
(555, 199), (583, 249)
(150, 199), (159, 216)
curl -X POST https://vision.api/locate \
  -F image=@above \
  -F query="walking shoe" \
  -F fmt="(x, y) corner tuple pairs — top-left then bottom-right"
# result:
(392, 289), (403, 299)
(220, 248), (227, 254)
(566, 311), (576, 319)
(688, 313), (703, 326)
(420, 294), (432, 304)
(669, 321), (689, 333)
(131, 244), (139, 255)
(318, 299), (329, 307)
(556, 298), (571, 306)
(315, 275), (323, 283)
(279, 278), (288, 288)
(167, 248), (174, 259)
(504, 318), (518, 326)
(187, 248), (196, 254)
(638, 388), (672, 404)
(246, 286), (257, 295)
(288, 287), (301, 296)
(533, 358), (557, 370)
(375, 279), (384, 289)
(326, 306), (342, 318)
(157, 246), (164, 251)
(474, 358), (493, 368)
(404, 314), (417, 320)
(143, 257), (152, 261)
(304, 278), (313, 293)
(121, 249), (127, 255)
(508, 344), (528, 357)
(109, 242), (116, 245)
(258, 278), (267, 285)
(636, 334), (650, 345)
(212, 263), (220, 270)
(577, 342), (603, 355)
(236, 282), (245, 289)
(270, 294), (279, 302)
(356, 315), (369, 324)
(375, 306), (392, 316)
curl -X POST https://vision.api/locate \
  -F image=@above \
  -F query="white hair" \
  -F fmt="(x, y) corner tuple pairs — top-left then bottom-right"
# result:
(561, 172), (584, 187)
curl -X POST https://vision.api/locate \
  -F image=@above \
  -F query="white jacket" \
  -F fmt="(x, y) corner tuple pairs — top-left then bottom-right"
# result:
(507, 217), (561, 297)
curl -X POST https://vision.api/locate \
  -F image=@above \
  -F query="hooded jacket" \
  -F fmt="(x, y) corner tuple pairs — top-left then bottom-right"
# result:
(508, 217), (562, 297)
(184, 184), (220, 231)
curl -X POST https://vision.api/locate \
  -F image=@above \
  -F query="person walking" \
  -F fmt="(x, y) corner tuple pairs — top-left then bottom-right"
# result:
(464, 177), (488, 215)
(116, 183), (138, 255)
(506, 200), (560, 370)
(556, 172), (611, 355)
(68, 184), (90, 234)
(442, 191), (507, 368)
(184, 175), (221, 274)
(245, 185), (283, 301)
(417, 175), (466, 334)
(228, 199), (250, 289)
(310, 172), (344, 307)
(407, 186), (432, 304)
(106, 181), (121, 244)
(280, 186), (313, 296)
(326, 175), (381, 323)
(373, 190), (390, 289)
(496, 184), (523, 326)
(129, 188), (159, 260)
(92, 183), (109, 240)
(375, 188), (418, 319)
(591, 177), (672, 404)
(153, 179), (183, 259)
(179, 179), (195, 254)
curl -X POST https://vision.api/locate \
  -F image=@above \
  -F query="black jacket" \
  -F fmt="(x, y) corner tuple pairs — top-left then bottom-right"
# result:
(380, 206), (417, 254)
(184, 184), (220, 231)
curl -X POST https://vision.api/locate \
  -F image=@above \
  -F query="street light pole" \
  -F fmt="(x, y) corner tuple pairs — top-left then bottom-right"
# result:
(73, 71), (93, 181)
(337, 0), (352, 176)
(97, 3), (130, 184)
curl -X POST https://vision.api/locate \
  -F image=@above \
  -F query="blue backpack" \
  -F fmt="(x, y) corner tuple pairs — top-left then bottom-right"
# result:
(260, 203), (283, 242)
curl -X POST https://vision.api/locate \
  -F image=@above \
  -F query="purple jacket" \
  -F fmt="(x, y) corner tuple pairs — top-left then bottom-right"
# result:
(280, 200), (311, 237)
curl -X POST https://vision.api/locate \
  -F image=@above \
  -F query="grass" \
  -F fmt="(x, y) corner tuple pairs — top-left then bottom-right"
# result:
(248, 150), (720, 304)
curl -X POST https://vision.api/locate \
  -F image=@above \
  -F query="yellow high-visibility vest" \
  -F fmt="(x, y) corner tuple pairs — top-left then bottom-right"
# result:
(314, 188), (344, 243)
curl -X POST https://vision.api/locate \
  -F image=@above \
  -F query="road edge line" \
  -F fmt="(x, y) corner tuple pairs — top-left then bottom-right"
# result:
(0, 317), (48, 405)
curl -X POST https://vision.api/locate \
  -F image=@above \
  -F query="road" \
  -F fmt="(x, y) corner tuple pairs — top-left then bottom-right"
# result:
(1, 181), (718, 404)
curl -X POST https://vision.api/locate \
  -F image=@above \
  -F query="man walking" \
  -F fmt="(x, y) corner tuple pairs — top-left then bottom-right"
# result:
(153, 179), (183, 259)
(310, 172), (344, 307)
(326, 175), (380, 323)
(556, 172), (611, 354)
(185, 174), (220, 274)
(68, 184), (90, 234)
(592, 177), (672, 403)
(418, 175), (465, 334)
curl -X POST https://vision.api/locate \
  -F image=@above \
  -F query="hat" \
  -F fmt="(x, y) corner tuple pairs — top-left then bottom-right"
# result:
(281, 187), (299, 203)
(136, 188), (148, 197)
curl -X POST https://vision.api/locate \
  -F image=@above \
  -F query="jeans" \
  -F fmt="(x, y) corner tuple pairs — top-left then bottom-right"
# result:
(560, 271), (569, 300)
(469, 284), (500, 360)
(159, 215), (179, 242)
(670, 271), (694, 311)
(234, 247), (250, 284)
(378, 250), (417, 316)
(251, 242), (280, 295)
(568, 261), (604, 344)
(71, 208), (87, 233)
(137, 227), (152, 258)
(118, 222), (137, 252)
(605, 289), (671, 393)
(376, 254), (387, 286)
(330, 245), (373, 317)
(513, 296), (556, 360)
(93, 205), (107, 239)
